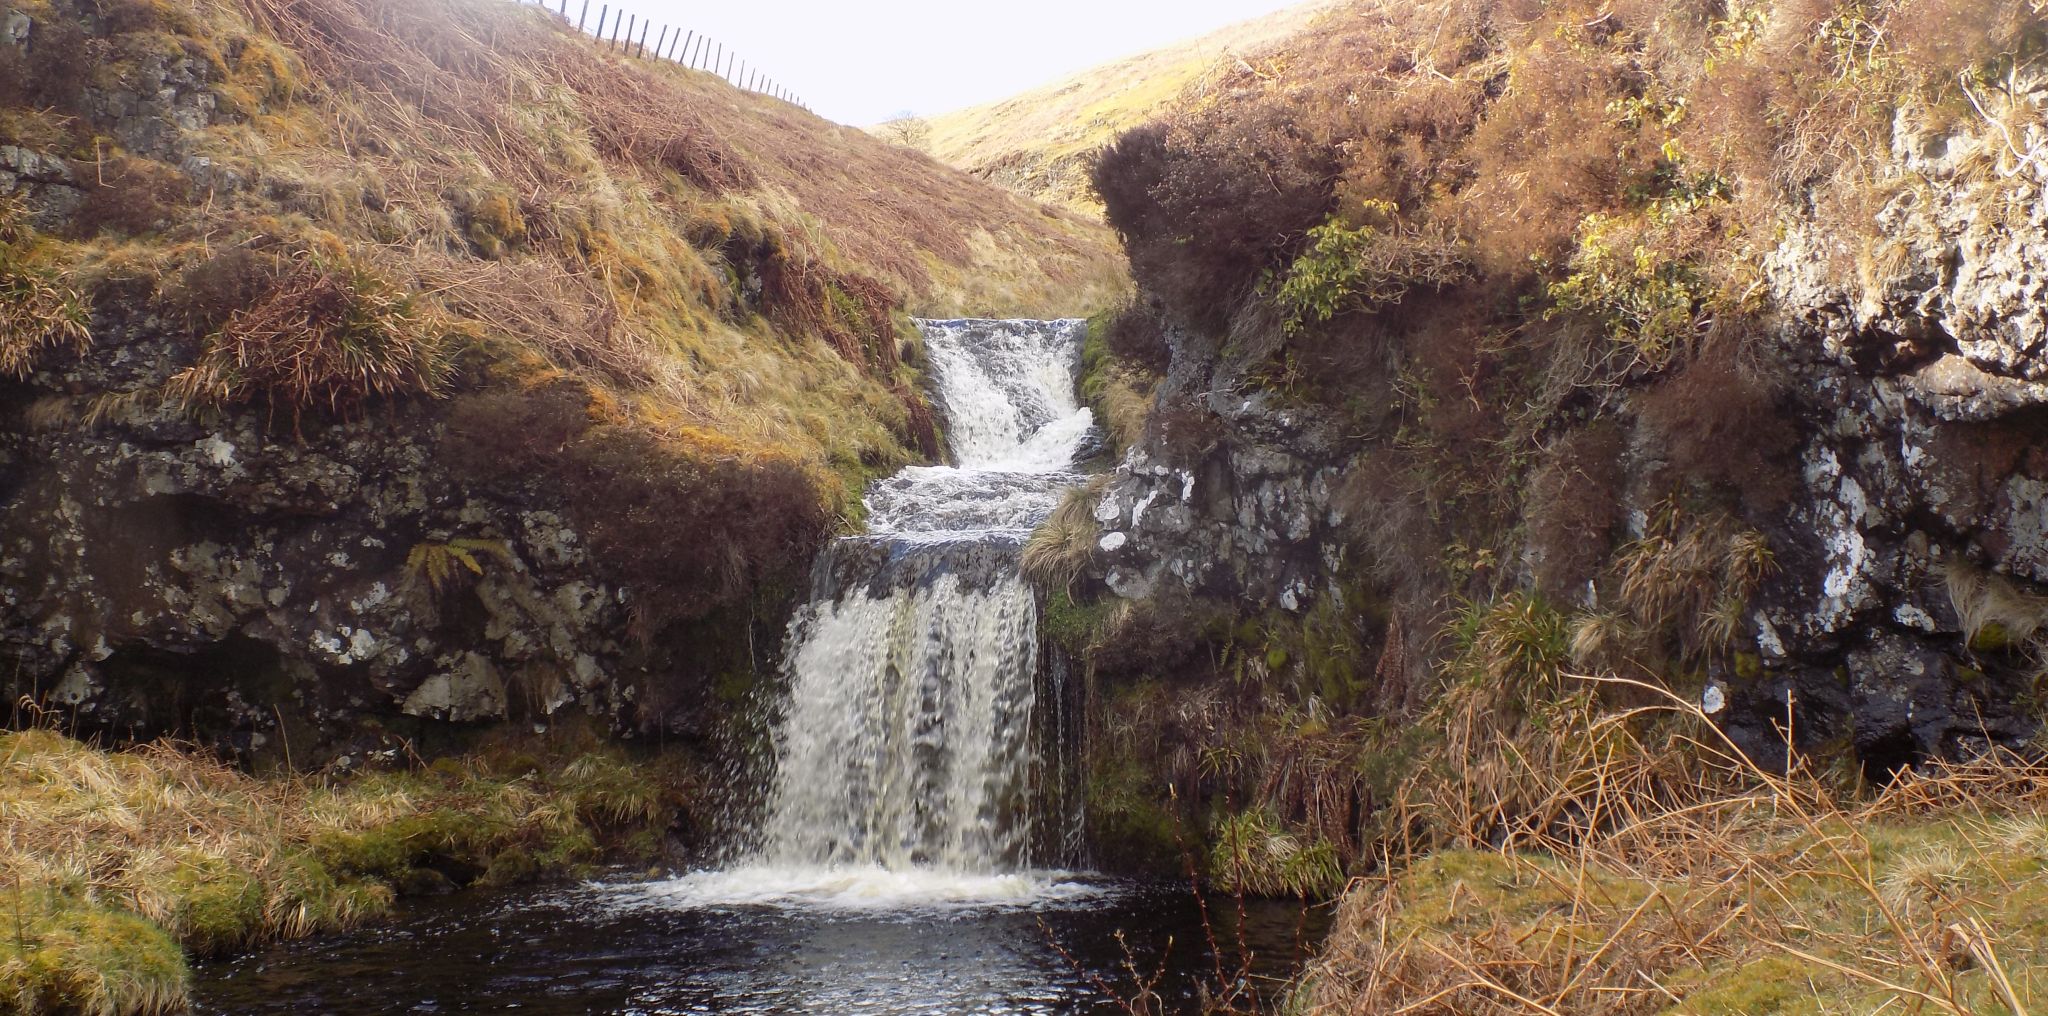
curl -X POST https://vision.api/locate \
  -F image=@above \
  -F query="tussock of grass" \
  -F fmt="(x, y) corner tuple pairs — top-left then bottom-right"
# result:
(1946, 560), (2048, 655)
(0, 198), (91, 379)
(1022, 481), (1105, 593)
(162, 244), (460, 426)
(1208, 808), (1344, 898)
(0, 730), (686, 1015)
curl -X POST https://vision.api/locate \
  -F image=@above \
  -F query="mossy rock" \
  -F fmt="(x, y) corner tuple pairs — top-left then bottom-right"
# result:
(163, 857), (265, 955)
(0, 904), (190, 1016)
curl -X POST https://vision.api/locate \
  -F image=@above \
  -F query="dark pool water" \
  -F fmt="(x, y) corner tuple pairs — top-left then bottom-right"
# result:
(191, 876), (1328, 1015)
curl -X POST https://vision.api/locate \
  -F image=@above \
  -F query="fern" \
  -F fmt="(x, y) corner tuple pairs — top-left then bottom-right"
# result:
(405, 538), (516, 596)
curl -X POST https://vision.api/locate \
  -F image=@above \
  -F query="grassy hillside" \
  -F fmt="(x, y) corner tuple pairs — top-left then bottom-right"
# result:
(919, 0), (1339, 213)
(0, 0), (1123, 486)
(0, 0), (1126, 640)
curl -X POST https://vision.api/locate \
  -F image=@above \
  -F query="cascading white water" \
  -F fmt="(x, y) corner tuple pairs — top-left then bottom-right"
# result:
(628, 319), (1098, 910)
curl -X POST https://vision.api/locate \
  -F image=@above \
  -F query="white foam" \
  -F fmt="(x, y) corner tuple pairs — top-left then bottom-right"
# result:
(596, 866), (1114, 914)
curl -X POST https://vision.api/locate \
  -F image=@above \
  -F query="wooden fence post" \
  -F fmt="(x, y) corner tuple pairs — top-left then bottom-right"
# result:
(676, 30), (692, 62)
(653, 25), (667, 60)
(620, 14), (633, 51)
(635, 20), (649, 57)
(595, 6), (607, 41)
(576, 0), (588, 31)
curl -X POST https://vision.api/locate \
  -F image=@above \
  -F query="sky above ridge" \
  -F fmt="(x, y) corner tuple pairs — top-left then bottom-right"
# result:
(555, 0), (1310, 125)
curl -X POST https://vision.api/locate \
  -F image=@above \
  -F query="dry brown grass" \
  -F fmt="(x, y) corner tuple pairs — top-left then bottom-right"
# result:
(921, 0), (1343, 214)
(1300, 680), (2048, 1015)
(1023, 480), (1107, 593)
(163, 245), (458, 426)
(0, 197), (91, 379)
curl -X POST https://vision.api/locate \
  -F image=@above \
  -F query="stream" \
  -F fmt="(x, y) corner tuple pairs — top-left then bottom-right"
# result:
(191, 321), (1327, 1014)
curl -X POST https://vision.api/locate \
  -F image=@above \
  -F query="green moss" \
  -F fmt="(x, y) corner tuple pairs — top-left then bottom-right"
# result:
(1042, 588), (1114, 655)
(1971, 621), (2014, 654)
(480, 847), (539, 886)
(162, 857), (265, 955)
(1661, 954), (1835, 1015)
(0, 900), (190, 1016)
(1083, 753), (1184, 875)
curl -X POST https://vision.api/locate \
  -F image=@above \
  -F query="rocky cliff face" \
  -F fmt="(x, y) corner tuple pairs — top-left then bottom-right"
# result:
(1731, 111), (2048, 771)
(1084, 85), (2048, 779)
(1, 334), (764, 761)
(1089, 322), (1350, 614)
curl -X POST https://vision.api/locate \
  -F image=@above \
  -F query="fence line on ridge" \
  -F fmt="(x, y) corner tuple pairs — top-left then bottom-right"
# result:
(512, 0), (811, 112)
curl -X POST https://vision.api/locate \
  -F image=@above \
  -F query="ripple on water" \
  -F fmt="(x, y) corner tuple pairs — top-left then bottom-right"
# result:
(591, 866), (1118, 915)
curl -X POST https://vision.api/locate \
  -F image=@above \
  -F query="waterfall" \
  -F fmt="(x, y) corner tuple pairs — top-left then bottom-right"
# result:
(635, 319), (1099, 910)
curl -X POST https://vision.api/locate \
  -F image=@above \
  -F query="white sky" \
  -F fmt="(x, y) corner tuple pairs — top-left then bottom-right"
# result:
(554, 0), (1310, 125)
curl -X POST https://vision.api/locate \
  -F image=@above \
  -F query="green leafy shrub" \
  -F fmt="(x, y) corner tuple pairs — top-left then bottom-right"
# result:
(1546, 210), (1718, 370)
(1268, 208), (1468, 334)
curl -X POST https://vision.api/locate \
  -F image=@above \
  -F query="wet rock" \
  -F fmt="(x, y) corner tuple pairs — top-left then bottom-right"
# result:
(402, 652), (509, 723)
(0, 144), (83, 225)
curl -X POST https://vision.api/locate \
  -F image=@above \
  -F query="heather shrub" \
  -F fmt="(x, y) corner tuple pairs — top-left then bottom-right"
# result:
(1633, 335), (1803, 514)
(1093, 98), (1340, 330)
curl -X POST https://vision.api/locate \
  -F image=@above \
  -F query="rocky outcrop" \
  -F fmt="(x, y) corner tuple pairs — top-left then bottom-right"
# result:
(0, 319), (724, 761)
(1710, 87), (2048, 770)
(1091, 92), (2048, 776)
(1091, 323), (1351, 610)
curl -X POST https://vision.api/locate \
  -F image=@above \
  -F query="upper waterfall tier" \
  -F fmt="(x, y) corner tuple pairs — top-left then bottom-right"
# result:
(862, 319), (1094, 541)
